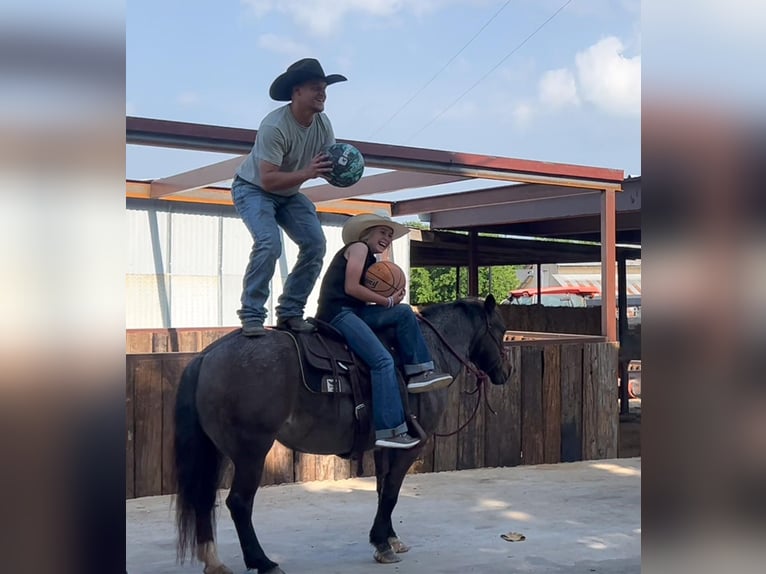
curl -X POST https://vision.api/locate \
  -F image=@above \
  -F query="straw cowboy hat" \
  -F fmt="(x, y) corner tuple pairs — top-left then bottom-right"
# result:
(342, 213), (410, 245)
(269, 58), (347, 101)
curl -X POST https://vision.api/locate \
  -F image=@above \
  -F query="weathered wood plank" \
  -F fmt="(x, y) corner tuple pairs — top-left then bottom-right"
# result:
(432, 370), (463, 472)
(126, 332), (152, 354)
(160, 355), (190, 495)
(178, 331), (199, 353)
(132, 357), (163, 497)
(598, 342), (619, 459)
(506, 346), (523, 466)
(542, 346), (562, 464)
(270, 441), (295, 485)
(560, 344), (583, 462)
(483, 345), (522, 468)
(582, 344), (599, 460)
(127, 328), (238, 353)
(333, 456), (351, 480)
(259, 446), (274, 486)
(315, 454), (336, 481)
(260, 441), (292, 486)
(294, 452), (318, 483)
(200, 328), (235, 351)
(457, 373), (485, 470)
(520, 346), (544, 465)
(482, 369), (509, 468)
(583, 342), (619, 460)
(126, 358), (135, 498)
(152, 332), (170, 353)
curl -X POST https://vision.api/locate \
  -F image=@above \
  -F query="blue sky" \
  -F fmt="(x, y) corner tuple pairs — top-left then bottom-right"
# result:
(127, 0), (641, 184)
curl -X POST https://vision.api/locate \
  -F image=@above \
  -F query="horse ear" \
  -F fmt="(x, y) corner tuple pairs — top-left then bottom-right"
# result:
(484, 293), (496, 313)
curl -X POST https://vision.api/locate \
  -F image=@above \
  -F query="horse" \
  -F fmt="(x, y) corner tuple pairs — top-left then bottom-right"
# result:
(173, 295), (511, 574)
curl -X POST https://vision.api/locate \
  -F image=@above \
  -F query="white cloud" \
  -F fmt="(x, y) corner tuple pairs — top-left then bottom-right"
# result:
(243, 0), (275, 17)
(538, 68), (579, 109)
(241, 0), (472, 37)
(242, 0), (400, 36)
(258, 33), (310, 57)
(512, 102), (534, 127)
(529, 35), (640, 120)
(575, 36), (640, 116)
(177, 92), (200, 106)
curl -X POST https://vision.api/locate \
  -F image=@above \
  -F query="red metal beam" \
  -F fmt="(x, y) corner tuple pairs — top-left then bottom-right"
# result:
(393, 182), (602, 216)
(149, 160), (466, 201)
(429, 193), (614, 228)
(127, 116), (624, 189)
(601, 190), (617, 341)
(150, 157), (242, 198)
(305, 171), (467, 203)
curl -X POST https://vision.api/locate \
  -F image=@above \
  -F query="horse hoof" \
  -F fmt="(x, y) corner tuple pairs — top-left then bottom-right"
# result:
(203, 564), (233, 574)
(388, 537), (411, 553)
(374, 547), (402, 564)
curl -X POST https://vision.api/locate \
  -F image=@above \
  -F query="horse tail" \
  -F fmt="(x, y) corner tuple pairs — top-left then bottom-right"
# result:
(174, 354), (222, 563)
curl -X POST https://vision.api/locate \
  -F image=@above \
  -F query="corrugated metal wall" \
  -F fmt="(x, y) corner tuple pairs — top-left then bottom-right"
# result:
(127, 200), (410, 328)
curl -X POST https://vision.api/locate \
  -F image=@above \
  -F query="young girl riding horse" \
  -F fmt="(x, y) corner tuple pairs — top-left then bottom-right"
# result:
(316, 213), (453, 449)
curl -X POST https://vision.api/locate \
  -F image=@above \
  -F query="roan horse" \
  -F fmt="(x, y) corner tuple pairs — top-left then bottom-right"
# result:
(173, 295), (511, 574)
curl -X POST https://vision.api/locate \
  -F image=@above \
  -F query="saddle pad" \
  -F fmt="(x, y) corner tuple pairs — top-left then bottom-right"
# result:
(292, 330), (368, 395)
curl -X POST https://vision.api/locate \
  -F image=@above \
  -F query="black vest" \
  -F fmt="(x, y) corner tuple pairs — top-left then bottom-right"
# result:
(316, 242), (375, 322)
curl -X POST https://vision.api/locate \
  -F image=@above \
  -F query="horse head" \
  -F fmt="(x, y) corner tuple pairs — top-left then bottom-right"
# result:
(466, 294), (512, 386)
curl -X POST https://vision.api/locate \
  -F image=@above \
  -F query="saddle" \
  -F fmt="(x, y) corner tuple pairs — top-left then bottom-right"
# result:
(286, 319), (416, 470)
(297, 320), (371, 395)
(285, 320), (372, 464)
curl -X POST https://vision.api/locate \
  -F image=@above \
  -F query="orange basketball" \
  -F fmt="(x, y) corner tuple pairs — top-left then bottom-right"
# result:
(363, 261), (406, 297)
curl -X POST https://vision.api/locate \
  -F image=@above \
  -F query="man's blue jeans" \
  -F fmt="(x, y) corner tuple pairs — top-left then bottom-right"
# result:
(231, 176), (326, 326)
(330, 304), (436, 439)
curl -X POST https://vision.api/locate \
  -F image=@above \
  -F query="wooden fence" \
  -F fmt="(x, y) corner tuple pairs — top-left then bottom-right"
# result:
(126, 327), (236, 354)
(126, 305), (639, 359)
(126, 339), (618, 499)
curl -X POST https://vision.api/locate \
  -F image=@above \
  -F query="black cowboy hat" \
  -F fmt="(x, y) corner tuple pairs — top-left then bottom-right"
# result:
(269, 58), (347, 101)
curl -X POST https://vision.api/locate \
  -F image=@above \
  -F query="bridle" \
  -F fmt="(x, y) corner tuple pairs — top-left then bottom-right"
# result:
(416, 311), (506, 438)
(468, 313), (506, 381)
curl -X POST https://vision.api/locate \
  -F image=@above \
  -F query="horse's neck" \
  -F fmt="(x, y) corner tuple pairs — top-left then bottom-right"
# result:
(421, 314), (471, 377)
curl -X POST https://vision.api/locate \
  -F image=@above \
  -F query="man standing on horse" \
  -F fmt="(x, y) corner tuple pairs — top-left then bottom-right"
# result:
(231, 58), (347, 337)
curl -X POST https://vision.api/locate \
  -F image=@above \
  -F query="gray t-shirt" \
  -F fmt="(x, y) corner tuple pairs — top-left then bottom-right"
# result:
(235, 104), (335, 197)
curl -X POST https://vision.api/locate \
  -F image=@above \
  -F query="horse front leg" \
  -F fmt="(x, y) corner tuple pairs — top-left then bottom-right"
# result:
(226, 441), (285, 574)
(370, 447), (421, 563)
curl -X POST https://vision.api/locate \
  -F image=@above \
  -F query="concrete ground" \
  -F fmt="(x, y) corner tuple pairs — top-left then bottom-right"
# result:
(127, 457), (640, 574)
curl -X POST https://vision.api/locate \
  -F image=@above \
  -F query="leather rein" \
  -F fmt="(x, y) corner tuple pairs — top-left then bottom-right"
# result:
(416, 312), (501, 438)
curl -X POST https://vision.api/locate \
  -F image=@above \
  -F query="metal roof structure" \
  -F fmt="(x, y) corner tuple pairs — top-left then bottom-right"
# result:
(409, 229), (640, 268)
(126, 116), (635, 340)
(397, 176), (641, 245)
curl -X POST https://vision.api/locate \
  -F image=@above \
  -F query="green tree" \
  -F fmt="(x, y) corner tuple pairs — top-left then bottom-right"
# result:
(410, 267), (457, 303)
(401, 222), (522, 304)
(472, 266), (521, 301)
(410, 265), (521, 304)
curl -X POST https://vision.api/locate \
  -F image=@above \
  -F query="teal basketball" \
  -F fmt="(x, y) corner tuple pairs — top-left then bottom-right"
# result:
(324, 143), (364, 188)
